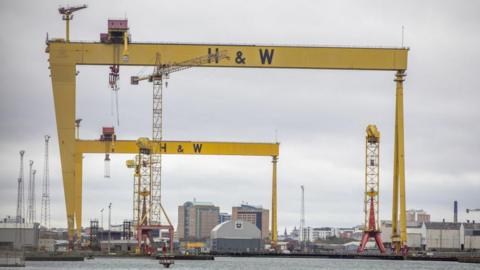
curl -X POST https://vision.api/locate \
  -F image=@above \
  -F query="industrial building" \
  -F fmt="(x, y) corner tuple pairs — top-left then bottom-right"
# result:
(406, 209), (431, 223)
(100, 239), (137, 253)
(232, 204), (269, 239)
(0, 223), (39, 250)
(178, 200), (220, 241)
(211, 220), (262, 253)
(381, 220), (480, 251)
(312, 227), (336, 240)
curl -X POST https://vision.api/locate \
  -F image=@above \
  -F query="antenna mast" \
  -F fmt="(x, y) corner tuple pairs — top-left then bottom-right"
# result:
(300, 185), (305, 244)
(15, 150), (26, 250)
(27, 161), (35, 224)
(16, 151), (26, 224)
(40, 135), (51, 228)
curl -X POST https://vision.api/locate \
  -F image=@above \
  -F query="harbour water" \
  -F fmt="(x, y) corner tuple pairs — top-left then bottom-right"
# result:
(8, 257), (480, 270)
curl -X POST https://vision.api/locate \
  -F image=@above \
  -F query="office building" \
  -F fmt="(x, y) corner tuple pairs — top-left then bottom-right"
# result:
(232, 204), (269, 239)
(178, 200), (220, 241)
(219, 212), (231, 224)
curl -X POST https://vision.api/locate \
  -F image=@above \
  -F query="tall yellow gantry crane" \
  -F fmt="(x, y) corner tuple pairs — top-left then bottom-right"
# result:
(46, 17), (409, 251)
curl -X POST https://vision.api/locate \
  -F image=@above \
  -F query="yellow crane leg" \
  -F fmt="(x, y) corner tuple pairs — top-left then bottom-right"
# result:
(271, 156), (278, 248)
(391, 87), (400, 252)
(391, 70), (407, 253)
(50, 63), (77, 242)
(75, 154), (83, 241)
(396, 71), (408, 250)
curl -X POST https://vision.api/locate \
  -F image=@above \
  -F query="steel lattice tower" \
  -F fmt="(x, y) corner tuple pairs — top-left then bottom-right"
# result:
(27, 160), (36, 224)
(358, 125), (385, 253)
(16, 151), (25, 224)
(151, 72), (163, 224)
(129, 51), (229, 228)
(132, 140), (156, 226)
(15, 150), (26, 251)
(40, 135), (51, 228)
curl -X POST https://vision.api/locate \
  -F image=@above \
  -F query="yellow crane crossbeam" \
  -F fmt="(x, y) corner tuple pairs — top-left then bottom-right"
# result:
(76, 140), (279, 156)
(47, 42), (408, 70)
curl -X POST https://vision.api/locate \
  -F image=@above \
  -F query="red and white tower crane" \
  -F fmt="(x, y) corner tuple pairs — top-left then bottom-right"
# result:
(128, 50), (229, 253)
(358, 125), (386, 253)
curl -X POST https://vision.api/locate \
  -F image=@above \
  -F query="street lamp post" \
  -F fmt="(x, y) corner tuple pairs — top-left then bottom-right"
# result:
(107, 203), (112, 254)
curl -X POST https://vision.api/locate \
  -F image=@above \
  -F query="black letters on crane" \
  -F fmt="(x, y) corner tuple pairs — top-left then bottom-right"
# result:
(208, 48), (220, 63)
(235, 51), (246, 64)
(177, 145), (184, 153)
(160, 143), (167, 153)
(259, 49), (274, 64)
(193, 144), (203, 153)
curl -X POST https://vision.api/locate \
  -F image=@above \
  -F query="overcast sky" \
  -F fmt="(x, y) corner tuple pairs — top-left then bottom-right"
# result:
(0, 0), (479, 232)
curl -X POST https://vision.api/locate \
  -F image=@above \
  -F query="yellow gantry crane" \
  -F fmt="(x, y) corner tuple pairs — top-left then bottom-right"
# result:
(47, 14), (408, 251)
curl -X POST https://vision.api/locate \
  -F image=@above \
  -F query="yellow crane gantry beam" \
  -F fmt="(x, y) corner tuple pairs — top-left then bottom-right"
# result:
(76, 140), (279, 156)
(47, 40), (408, 251)
(47, 42), (407, 70)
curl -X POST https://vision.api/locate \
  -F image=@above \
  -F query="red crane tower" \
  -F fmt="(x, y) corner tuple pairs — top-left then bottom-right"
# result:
(358, 125), (386, 253)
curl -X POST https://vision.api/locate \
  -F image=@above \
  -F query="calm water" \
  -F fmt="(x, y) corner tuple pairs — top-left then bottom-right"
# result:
(9, 257), (480, 270)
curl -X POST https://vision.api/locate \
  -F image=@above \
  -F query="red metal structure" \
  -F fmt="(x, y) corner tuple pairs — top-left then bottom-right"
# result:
(358, 125), (386, 253)
(358, 197), (386, 253)
(137, 225), (174, 255)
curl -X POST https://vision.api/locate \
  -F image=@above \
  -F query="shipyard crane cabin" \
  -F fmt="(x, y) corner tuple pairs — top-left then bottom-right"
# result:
(46, 12), (409, 252)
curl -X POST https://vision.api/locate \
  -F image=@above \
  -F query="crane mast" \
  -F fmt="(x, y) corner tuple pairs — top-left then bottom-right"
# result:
(358, 125), (385, 253)
(151, 54), (164, 224)
(130, 50), (229, 225)
(127, 51), (229, 253)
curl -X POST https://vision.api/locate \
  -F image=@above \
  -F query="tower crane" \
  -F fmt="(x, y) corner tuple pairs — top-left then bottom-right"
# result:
(358, 125), (386, 253)
(466, 209), (480, 214)
(128, 50), (229, 253)
(58, 4), (87, 42)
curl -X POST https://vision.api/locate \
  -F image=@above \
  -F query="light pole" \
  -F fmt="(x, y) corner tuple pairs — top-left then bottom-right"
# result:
(75, 119), (82, 139)
(107, 203), (112, 254)
(100, 208), (104, 230)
